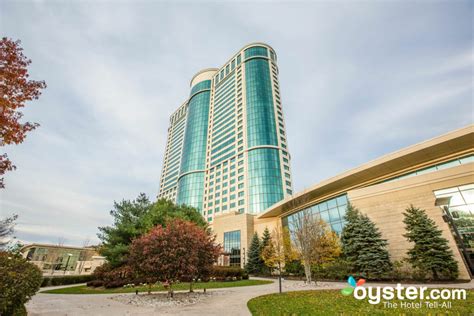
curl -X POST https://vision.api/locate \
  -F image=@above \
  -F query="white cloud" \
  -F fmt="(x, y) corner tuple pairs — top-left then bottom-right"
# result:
(0, 1), (471, 245)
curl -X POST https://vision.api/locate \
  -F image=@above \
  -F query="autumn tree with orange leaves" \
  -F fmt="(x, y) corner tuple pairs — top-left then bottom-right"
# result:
(0, 37), (46, 188)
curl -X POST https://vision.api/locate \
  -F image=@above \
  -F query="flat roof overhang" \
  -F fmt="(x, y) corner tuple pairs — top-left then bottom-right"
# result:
(258, 125), (474, 219)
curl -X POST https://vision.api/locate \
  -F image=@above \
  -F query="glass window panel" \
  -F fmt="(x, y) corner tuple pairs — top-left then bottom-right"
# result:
(327, 199), (337, 209)
(328, 207), (340, 221)
(319, 202), (328, 211)
(320, 211), (330, 222)
(461, 189), (474, 204)
(460, 155), (474, 164)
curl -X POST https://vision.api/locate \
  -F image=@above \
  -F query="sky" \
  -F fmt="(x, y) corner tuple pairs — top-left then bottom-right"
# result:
(0, 1), (472, 247)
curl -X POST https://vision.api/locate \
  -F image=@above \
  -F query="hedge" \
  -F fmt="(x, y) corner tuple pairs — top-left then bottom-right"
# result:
(41, 274), (95, 287)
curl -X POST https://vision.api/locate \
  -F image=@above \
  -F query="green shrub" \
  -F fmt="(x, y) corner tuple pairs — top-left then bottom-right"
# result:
(0, 252), (42, 316)
(284, 260), (304, 277)
(211, 266), (248, 281)
(311, 259), (352, 281)
(41, 274), (95, 287)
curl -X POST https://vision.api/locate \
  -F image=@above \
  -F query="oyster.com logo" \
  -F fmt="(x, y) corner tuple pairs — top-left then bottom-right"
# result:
(341, 276), (365, 296)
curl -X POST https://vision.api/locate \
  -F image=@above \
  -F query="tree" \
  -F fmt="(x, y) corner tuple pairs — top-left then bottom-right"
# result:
(260, 227), (272, 274)
(403, 205), (458, 280)
(341, 203), (392, 279)
(1, 38), (46, 188)
(0, 252), (42, 316)
(290, 210), (340, 284)
(98, 193), (153, 267)
(98, 195), (207, 267)
(245, 233), (265, 275)
(128, 219), (220, 297)
(0, 214), (17, 249)
(261, 224), (294, 293)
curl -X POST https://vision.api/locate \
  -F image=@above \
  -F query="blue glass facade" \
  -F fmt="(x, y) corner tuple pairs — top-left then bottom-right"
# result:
(245, 46), (283, 213)
(176, 79), (212, 210)
(160, 44), (292, 221)
(247, 148), (284, 213)
(283, 194), (349, 235)
(245, 58), (278, 147)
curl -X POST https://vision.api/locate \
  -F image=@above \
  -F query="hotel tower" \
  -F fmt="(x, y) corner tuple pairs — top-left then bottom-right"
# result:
(158, 43), (293, 223)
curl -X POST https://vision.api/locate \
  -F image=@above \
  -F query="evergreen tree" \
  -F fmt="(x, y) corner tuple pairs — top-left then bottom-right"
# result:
(403, 205), (458, 280)
(341, 203), (392, 278)
(340, 203), (361, 266)
(245, 233), (265, 275)
(261, 227), (271, 251)
(260, 227), (272, 274)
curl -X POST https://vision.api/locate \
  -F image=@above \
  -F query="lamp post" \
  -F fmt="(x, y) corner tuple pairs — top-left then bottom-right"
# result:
(64, 253), (73, 274)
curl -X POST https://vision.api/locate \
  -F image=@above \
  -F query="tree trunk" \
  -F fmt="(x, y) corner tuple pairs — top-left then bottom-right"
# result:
(189, 280), (194, 293)
(278, 263), (282, 293)
(148, 283), (151, 294)
(304, 262), (312, 284)
(169, 283), (174, 298)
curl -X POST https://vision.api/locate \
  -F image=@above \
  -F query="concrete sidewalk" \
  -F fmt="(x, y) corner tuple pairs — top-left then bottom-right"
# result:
(26, 278), (474, 316)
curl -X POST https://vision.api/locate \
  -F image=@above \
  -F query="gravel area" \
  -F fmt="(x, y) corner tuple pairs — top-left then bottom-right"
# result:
(110, 291), (221, 308)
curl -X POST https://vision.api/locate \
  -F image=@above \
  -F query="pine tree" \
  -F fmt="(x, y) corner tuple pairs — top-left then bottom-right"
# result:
(356, 214), (392, 278)
(340, 203), (361, 266)
(341, 203), (392, 279)
(245, 233), (265, 275)
(261, 227), (271, 250)
(260, 227), (272, 274)
(403, 205), (458, 280)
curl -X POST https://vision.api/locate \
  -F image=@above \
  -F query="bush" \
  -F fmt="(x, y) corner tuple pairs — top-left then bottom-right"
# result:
(311, 259), (352, 281)
(284, 260), (304, 277)
(86, 280), (104, 287)
(0, 252), (42, 316)
(88, 263), (136, 288)
(211, 266), (248, 281)
(41, 274), (95, 287)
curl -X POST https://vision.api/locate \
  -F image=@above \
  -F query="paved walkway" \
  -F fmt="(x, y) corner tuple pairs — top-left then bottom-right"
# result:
(26, 278), (474, 316)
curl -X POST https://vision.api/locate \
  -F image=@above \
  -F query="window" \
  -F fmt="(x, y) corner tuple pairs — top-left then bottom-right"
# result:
(284, 194), (348, 236)
(238, 199), (244, 206)
(224, 230), (241, 266)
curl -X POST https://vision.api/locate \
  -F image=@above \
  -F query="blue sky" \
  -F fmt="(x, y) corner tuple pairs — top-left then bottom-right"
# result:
(1, 1), (472, 246)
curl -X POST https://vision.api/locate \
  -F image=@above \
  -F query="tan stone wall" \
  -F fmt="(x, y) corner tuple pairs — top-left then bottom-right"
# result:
(211, 212), (255, 267)
(348, 164), (473, 280)
(254, 217), (280, 237)
(211, 212), (281, 267)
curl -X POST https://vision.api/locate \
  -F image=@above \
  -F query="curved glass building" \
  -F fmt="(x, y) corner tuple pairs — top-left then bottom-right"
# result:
(176, 70), (216, 209)
(158, 43), (293, 218)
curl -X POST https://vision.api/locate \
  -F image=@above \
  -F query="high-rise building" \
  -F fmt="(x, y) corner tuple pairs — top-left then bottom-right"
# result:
(158, 43), (293, 222)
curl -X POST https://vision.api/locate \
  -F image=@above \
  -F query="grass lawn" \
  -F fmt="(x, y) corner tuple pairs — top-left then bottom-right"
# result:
(42, 279), (273, 294)
(247, 290), (474, 315)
